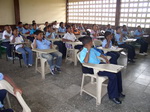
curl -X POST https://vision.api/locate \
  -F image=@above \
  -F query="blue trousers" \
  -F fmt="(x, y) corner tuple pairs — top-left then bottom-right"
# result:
(17, 47), (33, 65)
(136, 39), (148, 53)
(106, 52), (120, 64)
(1, 42), (12, 57)
(82, 66), (123, 99)
(118, 43), (135, 59)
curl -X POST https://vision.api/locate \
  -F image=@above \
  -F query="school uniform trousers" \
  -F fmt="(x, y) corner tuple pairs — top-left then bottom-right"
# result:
(118, 43), (135, 59)
(106, 52), (120, 64)
(82, 66), (123, 99)
(136, 38), (148, 53)
(0, 90), (13, 112)
(1, 42), (12, 57)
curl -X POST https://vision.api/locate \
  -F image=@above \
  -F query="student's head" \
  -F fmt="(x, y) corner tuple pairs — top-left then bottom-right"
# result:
(92, 24), (97, 31)
(122, 25), (127, 31)
(71, 24), (76, 29)
(59, 22), (64, 27)
(12, 28), (19, 35)
(66, 25), (72, 33)
(53, 21), (57, 25)
(18, 22), (23, 27)
(116, 26), (121, 33)
(4, 25), (11, 32)
(137, 25), (142, 31)
(32, 23), (37, 29)
(78, 36), (93, 47)
(45, 22), (49, 26)
(104, 31), (113, 40)
(32, 20), (36, 24)
(34, 30), (44, 40)
(107, 24), (111, 29)
(24, 23), (29, 29)
(47, 25), (53, 32)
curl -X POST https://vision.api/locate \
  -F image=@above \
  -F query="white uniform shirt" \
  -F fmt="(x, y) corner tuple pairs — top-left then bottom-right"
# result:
(63, 32), (76, 41)
(10, 35), (24, 50)
(2, 30), (12, 42)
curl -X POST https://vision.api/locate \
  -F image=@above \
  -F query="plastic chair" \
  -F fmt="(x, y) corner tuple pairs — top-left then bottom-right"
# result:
(39, 25), (45, 31)
(77, 53), (108, 105)
(93, 40), (102, 47)
(0, 80), (31, 112)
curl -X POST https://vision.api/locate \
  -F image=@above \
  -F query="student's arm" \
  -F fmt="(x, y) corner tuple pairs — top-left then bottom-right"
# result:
(62, 38), (73, 42)
(119, 33), (123, 41)
(105, 39), (111, 48)
(33, 38), (37, 49)
(84, 49), (90, 63)
(100, 55), (110, 64)
(4, 75), (22, 94)
(4, 35), (10, 39)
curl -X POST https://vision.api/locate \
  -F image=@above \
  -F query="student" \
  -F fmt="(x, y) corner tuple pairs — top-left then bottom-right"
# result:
(27, 23), (37, 42)
(33, 30), (62, 75)
(58, 22), (66, 33)
(91, 24), (100, 38)
(102, 31), (120, 64)
(45, 25), (56, 39)
(105, 24), (114, 34)
(134, 26), (148, 55)
(115, 26), (136, 63)
(43, 22), (49, 32)
(22, 23), (30, 34)
(2, 25), (13, 59)
(78, 36), (125, 104)
(16, 22), (23, 34)
(0, 72), (22, 112)
(71, 24), (80, 35)
(52, 21), (58, 29)
(63, 25), (83, 50)
(10, 28), (33, 67)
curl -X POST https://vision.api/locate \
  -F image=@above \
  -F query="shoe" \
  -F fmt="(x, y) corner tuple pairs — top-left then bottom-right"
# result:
(120, 93), (125, 98)
(128, 59), (135, 63)
(50, 68), (55, 75)
(110, 98), (122, 104)
(144, 52), (148, 56)
(28, 64), (32, 67)
(55, 67), (61, 73)
(139, 53), (145, 56)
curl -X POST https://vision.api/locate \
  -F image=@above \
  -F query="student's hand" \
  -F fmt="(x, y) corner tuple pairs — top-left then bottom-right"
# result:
(14, 87), (22, 95)
(105, 59), (110, 64)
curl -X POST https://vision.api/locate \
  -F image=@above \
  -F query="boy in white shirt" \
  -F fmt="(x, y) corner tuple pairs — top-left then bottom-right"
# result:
(10, 28), (33, 67)
(1, 25), (13, 59)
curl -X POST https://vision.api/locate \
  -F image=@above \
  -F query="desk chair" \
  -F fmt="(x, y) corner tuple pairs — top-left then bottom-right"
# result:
(0, 80), (31, 112)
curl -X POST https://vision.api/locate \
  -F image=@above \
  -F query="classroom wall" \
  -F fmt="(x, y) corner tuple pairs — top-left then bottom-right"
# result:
(19, 0), (66, 24)
(0, 0), (15, 25)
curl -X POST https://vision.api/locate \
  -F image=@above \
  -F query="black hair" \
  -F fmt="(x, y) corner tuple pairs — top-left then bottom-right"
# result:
(78, 36), (92, 46)
(34, 30), (43, 35)
(122, 25), (126, 28)
(104, 31), (112, 38)
(59, 22), (63, 26)
(45, 21), (48, 24)
(66, 25), (71, 30)
(116, 26), (120, 31)
(24, 23), (28, 26)
(12, 27), (18, 31)
(107, 24), (110, 26)
(71, 24), (75, 27)
(32, 23), (36, 26)
(18, 22), (22, 25)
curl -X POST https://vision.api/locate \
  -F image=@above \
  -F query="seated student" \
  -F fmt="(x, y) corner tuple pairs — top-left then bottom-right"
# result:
(63, 25), (83, 50)
(91, 24), (100, 39)
(45, 25), (56, 39)
(52, 21), (58, 29)
(134, 26), (148, 55)
(71, 24), (80, 35)
(122, 25), (129, 39)
(43, 22), (49, 33)
(31, 20), (39, 30)
(0, 73), (22, 112)
(16, 22), (23, 34)
(115, 26), (136, 63)
(33, 30), (62, 75)
(58, 22), (66, 33)
(102, 31), (120, 64)
(2, 25), (13, 59)
(22, 23), (30, 34)
(78, 36), (125, 104)
(105, 24), (115, 44)
(27, 23), (37, 42)
(10, 28), (33, 67)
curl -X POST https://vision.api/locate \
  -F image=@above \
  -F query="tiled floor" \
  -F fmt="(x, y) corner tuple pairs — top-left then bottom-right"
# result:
(0, 52), (150, 112)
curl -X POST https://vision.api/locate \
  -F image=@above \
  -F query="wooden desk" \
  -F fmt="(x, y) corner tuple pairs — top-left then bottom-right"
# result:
(32, 49), (57, 54)
(97, 46), (123, 52)
(83, 63), (124, 73)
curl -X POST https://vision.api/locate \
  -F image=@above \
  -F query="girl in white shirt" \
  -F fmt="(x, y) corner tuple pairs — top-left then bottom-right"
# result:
(10, 28), (33, 67)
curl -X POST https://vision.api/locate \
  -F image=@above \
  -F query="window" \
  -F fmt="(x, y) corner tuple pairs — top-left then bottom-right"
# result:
(120, 0), (150, 28)
(68, 0), (117, 25)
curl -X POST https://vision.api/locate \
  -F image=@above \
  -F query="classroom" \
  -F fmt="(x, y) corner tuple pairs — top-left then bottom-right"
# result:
(0, 0), (150, 112)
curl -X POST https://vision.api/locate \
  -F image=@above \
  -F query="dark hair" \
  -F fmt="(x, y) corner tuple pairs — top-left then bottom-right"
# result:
(32, 23), (36, 26)
(34, 30), (43, 35)
(104, 31), (112, 38)
(12, 27), (18, 31)
(92, 24), (96, 28)
(107, 24), (110, 26)
(116, 26), (120, 31)
(66, 25), (71, 30)
(18, 22), (22, 25)
(24, 23), (28, 26)
(71, 24), (75, 27)
(78, 36), (92, 46)
(45, 21), (48, 24)
(122, 25), (126, 28)
(59, 22), (63, 26)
